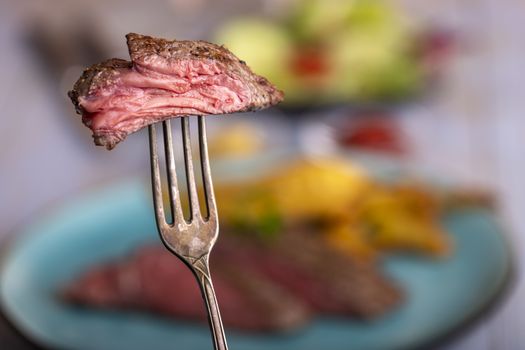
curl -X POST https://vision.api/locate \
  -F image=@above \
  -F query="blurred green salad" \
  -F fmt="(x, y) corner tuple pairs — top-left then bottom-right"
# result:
(216, 0), (451, 106)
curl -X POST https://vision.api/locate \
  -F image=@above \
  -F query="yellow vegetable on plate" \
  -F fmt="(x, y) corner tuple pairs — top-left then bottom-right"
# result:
(266, 158), (371, 221)
(214, 156), (452, 260)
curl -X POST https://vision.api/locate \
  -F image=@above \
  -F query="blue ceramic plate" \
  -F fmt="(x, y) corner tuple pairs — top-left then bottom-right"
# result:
(0, 173), (512, 350)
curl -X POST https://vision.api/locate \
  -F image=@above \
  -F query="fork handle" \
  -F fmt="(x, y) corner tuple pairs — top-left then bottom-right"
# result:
(193, 261), (229, 350)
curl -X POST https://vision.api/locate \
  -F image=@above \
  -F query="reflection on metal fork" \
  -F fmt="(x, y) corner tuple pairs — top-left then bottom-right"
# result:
(148, 116), (228, 350)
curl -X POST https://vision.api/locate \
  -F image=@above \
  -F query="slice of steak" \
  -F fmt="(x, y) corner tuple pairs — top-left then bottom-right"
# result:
(61, 231), (400, 332)
(68, 33), (284, 149)
(274, 230), (404, 318)
(215, 229), (403, 318)
(213, 262), (311, 331)
(61, 245), (310, 332)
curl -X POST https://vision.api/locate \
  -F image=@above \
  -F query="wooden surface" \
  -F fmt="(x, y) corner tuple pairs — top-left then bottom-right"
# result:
(0, 0), (523, 349)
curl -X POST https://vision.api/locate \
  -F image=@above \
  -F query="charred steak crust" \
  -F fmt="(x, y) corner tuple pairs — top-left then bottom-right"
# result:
(68, 33), (284, 150)
(127, 33), (239, 63)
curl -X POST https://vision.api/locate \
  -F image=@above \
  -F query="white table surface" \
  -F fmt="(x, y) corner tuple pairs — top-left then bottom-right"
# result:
(0, 1), (523, 349)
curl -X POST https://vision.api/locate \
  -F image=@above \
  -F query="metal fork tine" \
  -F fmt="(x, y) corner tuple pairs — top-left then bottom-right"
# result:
(162, 120), (185, 224)
(181, 116), (201, 220)
(148, 124), (168, 230)
(149, 118), (227, 350)
(198, 116), (217, 220)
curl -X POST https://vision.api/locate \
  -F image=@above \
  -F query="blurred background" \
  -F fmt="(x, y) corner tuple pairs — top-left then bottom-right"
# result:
(0, 0), (524, 349)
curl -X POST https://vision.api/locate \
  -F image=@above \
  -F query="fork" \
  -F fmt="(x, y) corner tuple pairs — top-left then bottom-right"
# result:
(148, 116), (228, 350)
